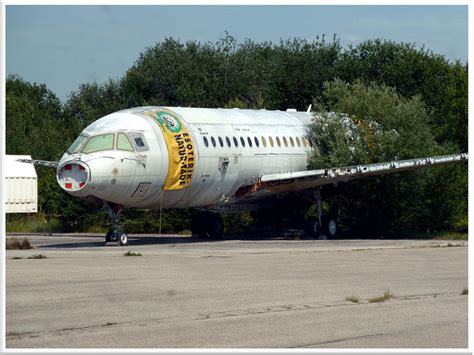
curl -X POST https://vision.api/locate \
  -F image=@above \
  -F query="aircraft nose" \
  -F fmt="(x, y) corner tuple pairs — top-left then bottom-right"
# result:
(57, 161), (89, 192)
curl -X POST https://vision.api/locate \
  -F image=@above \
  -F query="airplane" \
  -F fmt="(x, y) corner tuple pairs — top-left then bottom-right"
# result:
(18, 106), (468, 246)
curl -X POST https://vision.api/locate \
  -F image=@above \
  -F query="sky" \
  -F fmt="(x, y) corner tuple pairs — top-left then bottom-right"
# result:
(6, 5), (468, 102)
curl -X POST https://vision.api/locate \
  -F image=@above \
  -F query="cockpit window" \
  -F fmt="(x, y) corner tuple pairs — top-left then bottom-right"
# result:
(67, 134), (88, 154)
(81, 133), (115, 153)
(134, 137), (145, 147)
(117, 133), (134, 151)
(128, 132), (149, 152)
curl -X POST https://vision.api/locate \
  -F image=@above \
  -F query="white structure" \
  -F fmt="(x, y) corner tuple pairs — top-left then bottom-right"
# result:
(5, 155), (38, 213)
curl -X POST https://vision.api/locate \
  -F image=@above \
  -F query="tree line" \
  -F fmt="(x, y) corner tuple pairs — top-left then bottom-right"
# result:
(6, 34), (468, 236)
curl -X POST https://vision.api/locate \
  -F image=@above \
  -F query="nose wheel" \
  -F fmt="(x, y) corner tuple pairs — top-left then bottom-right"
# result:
(104, 202), (128, 246)
(105, 230), (128, 246)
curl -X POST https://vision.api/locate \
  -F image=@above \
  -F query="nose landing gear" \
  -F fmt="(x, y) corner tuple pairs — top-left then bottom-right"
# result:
(104, 202), (128, 246)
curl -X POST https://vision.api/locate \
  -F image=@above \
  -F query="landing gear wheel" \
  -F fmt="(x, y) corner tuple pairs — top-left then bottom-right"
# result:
(322, 215), (338, 238)
(105, 230), (113, 244)
(118, 233), (128, 246)
(304, 217), (320, 238)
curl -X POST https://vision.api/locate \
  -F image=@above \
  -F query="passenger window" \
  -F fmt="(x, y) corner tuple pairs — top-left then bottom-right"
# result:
(226, 136), (231, 147)
(82, 133), (115, 153)
(276, 136), (281, 147)
(283, 136), (288, 147)
(289, 137), (295, 147)
(240, 137), (246, 147)
(269, 136), (274, 147)
(211, 136), (216, 147)
(218, 137), (224, 147)
(261, 136), (267, 147)
(203, 136), (209, 147)
(233, 137), (238, 147)
(254, 137), (259, 147)
(247, 137), (253, 147)
(302, 136), (307, 147)
(117, 133), (134, 151)
(296, 137), (301, 147)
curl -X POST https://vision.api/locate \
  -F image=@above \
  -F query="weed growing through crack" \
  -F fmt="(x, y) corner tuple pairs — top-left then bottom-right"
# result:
(123, 251), (142, 257)
(27, 254), (47, 259)
(345, 295), (360, 303)
(28, 254), (48, 259)
(368, 290), (394, 303)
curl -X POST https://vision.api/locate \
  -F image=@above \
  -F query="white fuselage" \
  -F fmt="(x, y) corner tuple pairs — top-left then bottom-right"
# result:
(56, 107), (312, 210)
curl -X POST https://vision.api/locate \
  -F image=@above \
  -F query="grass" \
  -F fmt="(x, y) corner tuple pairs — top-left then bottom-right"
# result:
(6, 238), (33, 250)
(433, 232), (467, 241)
(6, 216), (62, 233)
(461, 288), (468, 295)
(345, 295), (360, 303)
(368, 290), (394, 303)
(27, 254), (47, 259)
(406, 231), (468, 240)
(123, 251), (142, 257)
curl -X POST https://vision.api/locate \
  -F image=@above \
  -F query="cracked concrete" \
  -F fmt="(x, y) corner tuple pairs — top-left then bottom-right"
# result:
(6, 234), (468, 348)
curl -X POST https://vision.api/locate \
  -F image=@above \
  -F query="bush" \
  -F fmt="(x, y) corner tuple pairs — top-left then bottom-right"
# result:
(6, 238), (32, 250)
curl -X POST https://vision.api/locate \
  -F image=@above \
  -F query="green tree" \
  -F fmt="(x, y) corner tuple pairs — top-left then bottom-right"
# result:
(335, 39), (468, 150)
(307, 79), (467, 236)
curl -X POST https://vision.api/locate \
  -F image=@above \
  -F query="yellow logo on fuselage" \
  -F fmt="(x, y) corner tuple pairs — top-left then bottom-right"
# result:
(145, 109), (195, 190)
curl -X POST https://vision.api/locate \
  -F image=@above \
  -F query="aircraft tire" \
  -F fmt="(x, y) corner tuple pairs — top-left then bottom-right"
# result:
(105, 230), (113, 244)
(322, 215), (338, 238)
(118, 233), (128, 246)
(304, 217), (320, 238)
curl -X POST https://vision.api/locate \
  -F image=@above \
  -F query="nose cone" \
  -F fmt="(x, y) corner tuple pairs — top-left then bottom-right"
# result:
(57, 161), (89, 192)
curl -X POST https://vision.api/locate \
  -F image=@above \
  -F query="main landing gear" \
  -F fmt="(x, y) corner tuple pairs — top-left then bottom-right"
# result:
(104, 202), (128, 246)
(304, 188), (338, 239)
(191, 211), (224, 239)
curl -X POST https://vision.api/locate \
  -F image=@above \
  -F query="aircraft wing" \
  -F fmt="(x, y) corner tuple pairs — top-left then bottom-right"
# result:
(235, 153), (468, 198)
(16, 159), (59, 168)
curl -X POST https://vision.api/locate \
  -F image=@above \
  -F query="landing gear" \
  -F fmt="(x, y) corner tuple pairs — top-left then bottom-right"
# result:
(104, 202), (128, 246)
(304, 216), (320, 238)
(304, 188), (338, 239)
(322, 215), (338, 238)
(192, 211), (224, 239)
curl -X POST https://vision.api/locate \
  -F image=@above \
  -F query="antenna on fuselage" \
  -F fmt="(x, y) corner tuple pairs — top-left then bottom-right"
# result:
(307, 104), (312, 113)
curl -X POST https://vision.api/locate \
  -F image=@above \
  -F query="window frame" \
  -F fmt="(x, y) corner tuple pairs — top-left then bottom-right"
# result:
(81, 133), (115, 154)
(116, 132), (135, 152)
(67, 134), (89, 154)
(128, 132), (149, 152)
